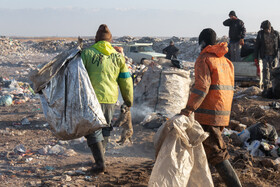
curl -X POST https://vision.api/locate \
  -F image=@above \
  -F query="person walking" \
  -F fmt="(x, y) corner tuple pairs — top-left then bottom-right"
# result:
(223, 10), (246, 61)
(81, 24), (133, 173)
(180, 28), (242, 187)
(254, 20), (280, 96)
(162, 40), (179, 60)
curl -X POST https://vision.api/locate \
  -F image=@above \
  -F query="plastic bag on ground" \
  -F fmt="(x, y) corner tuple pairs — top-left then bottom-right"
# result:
(30, 48), (107, 140)
(148, 114), (213, 187)
(247, 122), (278, 142)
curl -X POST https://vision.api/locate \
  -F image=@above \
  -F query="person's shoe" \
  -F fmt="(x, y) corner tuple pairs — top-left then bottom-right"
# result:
(89, 142), (105, 174)
(214, 160), (242, 187)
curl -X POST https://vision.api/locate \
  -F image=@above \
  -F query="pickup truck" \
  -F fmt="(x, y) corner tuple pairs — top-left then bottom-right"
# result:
(232, 60), (262, 87)
(120, 43), (166, 64)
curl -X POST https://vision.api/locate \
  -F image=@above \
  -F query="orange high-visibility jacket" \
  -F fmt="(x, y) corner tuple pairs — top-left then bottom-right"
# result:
(185, 42), (234, 126)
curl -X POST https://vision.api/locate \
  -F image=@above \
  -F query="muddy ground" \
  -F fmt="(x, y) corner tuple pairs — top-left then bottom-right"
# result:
(0, 38), (280, 187)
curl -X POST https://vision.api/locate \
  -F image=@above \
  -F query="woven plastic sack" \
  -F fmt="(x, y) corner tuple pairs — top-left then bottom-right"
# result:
(30, 48), (107, 140)
(148, 115), (213, 187)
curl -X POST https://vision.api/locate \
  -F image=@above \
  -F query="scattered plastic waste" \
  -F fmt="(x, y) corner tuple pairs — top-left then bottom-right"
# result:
(247, 140), (261, 156)
(0, 95), (13, 106)
(269, 101), (280, 110)
(45, 166), (55, 171)
(14, 144), (26, 154)
(48, 144), (66, 155)
(259, 105), (270, 110)
(25, 158), (33, 162)
(38, 145), (52, 155)
(238, 129), (250, 142)
(222, 128), (239, 136)
(21, 118), (31, 125)
(261, 142), (272, 151)
(85, 176), (93, 181)
(0, 77), (35, 107)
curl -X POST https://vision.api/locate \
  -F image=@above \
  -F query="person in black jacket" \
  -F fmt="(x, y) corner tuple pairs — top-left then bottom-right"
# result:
(223, 10), (246, 61)
(162, 40), (179, 60)
(254, 20), (280, 96)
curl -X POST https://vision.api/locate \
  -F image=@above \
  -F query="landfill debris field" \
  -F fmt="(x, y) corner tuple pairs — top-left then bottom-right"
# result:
(0, 36), (280, 187)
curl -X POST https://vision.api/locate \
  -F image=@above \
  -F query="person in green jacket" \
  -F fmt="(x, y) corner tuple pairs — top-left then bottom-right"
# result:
(81, 24), (133, 173)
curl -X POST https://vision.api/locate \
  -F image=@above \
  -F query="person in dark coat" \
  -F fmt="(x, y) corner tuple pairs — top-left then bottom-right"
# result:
(162, 40), (179, 60)
(223, 10), (246, 61)
(254, 20), (280, 96)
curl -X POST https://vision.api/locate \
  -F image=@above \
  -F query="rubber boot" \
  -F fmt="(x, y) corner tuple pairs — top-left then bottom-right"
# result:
(102, 136), (109, 153)
(89, 142), (105, 174)
(215, 160), (242, 187)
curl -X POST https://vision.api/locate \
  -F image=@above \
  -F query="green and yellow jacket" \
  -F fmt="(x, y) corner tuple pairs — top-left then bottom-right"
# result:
(81, 41), (133, 107)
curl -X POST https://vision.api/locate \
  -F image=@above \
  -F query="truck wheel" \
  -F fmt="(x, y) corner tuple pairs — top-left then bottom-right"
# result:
(140, 58), (146, 64)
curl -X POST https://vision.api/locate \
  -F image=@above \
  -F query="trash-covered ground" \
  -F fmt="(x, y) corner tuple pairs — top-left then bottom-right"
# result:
(0, 36), (280, 186)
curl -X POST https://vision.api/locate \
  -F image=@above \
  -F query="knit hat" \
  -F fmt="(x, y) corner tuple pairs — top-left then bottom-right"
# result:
(229, 10), (237, 17)
(261, 20), (271, 29)
(95, 24), (112, 43)
(199, 28), (217, 49)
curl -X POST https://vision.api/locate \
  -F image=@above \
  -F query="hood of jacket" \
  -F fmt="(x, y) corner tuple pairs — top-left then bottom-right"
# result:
(92, 41), (117, 56)
(201, 42), (228, 57)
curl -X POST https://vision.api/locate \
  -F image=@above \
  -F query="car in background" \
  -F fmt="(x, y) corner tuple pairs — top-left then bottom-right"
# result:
(232, 37), (262, 87)
(120, 43), (166, 64)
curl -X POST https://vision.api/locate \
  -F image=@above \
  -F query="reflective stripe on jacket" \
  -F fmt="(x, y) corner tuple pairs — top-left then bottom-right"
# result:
(186, 42), (234, 126)
(81, 41), (133, 106)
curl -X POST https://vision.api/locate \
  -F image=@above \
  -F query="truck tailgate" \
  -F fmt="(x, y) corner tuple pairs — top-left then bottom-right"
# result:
(233, 61), (257, 77)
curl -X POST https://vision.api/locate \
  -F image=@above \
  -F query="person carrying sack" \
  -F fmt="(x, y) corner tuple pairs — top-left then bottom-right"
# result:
(81, 24), (133, 173)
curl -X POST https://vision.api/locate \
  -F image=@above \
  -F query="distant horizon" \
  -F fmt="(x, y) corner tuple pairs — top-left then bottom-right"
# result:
(6, 32), (258, 40)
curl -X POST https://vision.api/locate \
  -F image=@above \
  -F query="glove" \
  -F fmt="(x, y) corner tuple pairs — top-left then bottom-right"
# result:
(254, 58), (258, 64)
(239, 39), (244, 46)
(254, 59), (260, 76)
(180, 108), (192, 117)
(254, 59), (259, 66)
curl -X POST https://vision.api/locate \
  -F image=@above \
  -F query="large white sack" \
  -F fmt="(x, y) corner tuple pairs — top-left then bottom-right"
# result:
(148, 115), (213, 187)
(35, 49), (107, 140)
(133, 65), (191, 121)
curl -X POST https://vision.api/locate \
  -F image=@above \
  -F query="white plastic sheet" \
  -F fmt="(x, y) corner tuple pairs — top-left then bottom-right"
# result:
(30, 48), (107, 140)
(148, 115), (213, 187)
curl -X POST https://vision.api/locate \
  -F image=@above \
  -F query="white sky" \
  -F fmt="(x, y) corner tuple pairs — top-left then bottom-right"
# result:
(1, 0), (280, 37)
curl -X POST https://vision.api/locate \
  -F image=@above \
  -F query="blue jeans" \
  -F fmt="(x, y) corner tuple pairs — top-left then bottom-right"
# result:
(85, 103), (115, 146)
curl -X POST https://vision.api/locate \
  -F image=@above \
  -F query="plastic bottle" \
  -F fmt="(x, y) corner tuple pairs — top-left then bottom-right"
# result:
(238, 129), (250, 142)
(247, 140), (261, 156)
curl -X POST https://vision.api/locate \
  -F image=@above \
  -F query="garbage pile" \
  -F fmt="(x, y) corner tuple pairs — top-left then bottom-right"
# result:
(29, 40), (79, 53)
(0, 37), (95, 58)
(224, 120), (280, 158)
(0, 77), (35, 106)
(0, 38), (37, 56)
